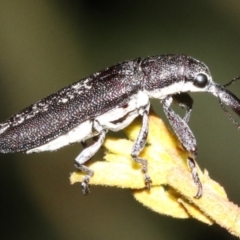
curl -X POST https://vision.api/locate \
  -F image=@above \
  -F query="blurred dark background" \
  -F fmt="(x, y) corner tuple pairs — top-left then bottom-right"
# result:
(1, 1), (240, 239)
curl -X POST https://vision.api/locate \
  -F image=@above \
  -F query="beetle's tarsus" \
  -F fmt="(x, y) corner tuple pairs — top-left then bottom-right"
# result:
(194, 181), (203, 199)
(74, 162), (94, 195)
(140, 158), (152, 189)
(187, 157), (202, 198)
(81, 176), (91, 195)
(144, 174), (152, 190)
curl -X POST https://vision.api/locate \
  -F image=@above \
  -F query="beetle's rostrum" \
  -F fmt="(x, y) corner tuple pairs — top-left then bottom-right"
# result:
(0, 54), (240, 198)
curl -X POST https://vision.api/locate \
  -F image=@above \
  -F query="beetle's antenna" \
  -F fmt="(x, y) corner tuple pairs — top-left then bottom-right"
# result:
(224, 75), (240, 87)
(219, 99), (240, 129)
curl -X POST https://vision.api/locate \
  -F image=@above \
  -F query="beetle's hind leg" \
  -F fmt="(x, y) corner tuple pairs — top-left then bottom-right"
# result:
(75, 121), (107, 195)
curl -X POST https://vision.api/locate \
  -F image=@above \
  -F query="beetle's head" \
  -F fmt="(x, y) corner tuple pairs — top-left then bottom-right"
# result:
(181, 56), (213, 93)
(183, 56), (240, 128)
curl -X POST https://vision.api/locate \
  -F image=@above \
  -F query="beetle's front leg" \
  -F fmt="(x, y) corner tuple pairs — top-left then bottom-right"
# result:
(131, 105), (152, 190)
(173, 93), (193, 124)
(162, 96), (202, 198)
(75, 121), (107, 195)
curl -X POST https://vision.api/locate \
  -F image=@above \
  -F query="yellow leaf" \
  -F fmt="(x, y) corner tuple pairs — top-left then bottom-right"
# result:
(70, 110), (240, 237)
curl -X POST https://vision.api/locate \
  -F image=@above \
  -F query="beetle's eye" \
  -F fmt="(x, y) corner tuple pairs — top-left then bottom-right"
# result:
(194, 73), (209, 88)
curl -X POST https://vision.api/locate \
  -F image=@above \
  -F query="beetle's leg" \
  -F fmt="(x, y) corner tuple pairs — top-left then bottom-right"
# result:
(131, 106), (152, 190)
(75, 121), (107, 195)
(162, 97), (196, 152)
(162, 96), (202, 198)
(172, 93), (193, 124)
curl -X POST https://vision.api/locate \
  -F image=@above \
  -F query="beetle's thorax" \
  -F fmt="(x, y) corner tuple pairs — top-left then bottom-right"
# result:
(140, 54), (212, 99)
(140, 55), (186, 99)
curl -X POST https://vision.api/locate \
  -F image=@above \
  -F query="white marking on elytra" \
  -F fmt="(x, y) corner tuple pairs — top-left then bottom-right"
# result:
(59, 98), (68, 103)
(4, 77), (97, 129)
(16, 117), (25, 124)
(71, 77), (93, 91)
(71, 83), (81, 90)
(68, 94), (75, 100)
(0, 123), (10, 134)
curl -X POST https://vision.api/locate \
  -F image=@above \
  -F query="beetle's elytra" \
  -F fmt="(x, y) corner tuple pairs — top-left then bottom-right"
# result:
(1, 54), (240, 198)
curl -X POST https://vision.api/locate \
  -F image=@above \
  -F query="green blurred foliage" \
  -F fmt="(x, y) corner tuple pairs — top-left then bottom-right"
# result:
(0, 1), (240, 239)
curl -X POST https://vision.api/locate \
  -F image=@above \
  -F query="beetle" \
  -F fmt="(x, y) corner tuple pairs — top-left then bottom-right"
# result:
(0, 54), (240, 198)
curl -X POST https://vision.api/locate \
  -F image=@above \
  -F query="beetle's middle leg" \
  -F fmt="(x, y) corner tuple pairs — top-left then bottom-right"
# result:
(75, 121), (107, 195)
(162, 96), (202, 198)
(131, 104), (152, 190)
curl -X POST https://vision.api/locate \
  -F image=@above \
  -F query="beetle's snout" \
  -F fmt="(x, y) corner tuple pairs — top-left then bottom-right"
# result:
(211, 84), (240, 127)
(217, 86), (240, 116)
